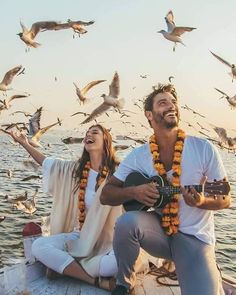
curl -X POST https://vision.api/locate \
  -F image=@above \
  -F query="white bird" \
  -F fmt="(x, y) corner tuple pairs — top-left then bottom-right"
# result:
(27, 107), (61, 147)
(81, 72), (125, 124)
(73, 79), (106, 104)
(0, 94), (29, 111)
(210, 51), (236, 82)
(214, 88), (236, 109)
(213, 126), (236, 151)
(17, 21), (67, 49)
(158, 10), (196, 51)
(0, 66), (23, 92)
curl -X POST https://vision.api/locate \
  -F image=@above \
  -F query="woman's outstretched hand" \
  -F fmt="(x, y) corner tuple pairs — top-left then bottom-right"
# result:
(9, 130), (29, 146)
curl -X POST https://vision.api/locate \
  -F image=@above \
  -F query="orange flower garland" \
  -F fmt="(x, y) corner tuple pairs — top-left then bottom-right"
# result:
(78, 161), (108, 230)
(149, 129), (186, 235)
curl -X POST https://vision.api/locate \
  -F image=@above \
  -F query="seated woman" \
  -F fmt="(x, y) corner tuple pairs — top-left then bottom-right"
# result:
(9, 124), (122, 291)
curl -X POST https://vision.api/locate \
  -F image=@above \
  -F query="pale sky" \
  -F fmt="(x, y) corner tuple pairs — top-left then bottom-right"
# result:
(0, 0), (236, 137)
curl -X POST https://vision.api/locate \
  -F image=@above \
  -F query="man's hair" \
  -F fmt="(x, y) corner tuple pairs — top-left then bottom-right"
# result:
(143, 83), (178, 112)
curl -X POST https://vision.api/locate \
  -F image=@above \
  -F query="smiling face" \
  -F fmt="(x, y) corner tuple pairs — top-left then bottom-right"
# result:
(145, 91), (180, 129)
(84, 126), (104, 153)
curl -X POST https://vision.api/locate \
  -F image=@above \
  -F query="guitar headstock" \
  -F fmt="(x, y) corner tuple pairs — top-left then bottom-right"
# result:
(205, 180), (230, 195)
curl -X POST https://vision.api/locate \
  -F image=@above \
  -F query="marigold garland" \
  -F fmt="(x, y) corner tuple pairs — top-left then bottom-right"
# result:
(78, 161), (108, 230)
(149, 129), (186, 235)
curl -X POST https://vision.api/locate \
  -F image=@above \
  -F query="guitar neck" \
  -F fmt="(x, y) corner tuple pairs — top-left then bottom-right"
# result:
(159, 185), (203, 195)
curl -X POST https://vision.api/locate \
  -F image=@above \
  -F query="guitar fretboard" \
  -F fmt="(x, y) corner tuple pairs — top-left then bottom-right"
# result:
(158, 185), (203, 195)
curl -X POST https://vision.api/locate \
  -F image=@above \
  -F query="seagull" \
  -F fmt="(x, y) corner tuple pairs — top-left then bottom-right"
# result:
(61, 137), (84, 144)
(158, 10), (196, 51)
(196, 122), (210, 132)
(214, 88), (236, 109)
(0, 66), (23, 92)
(81, 72), (125, 124)
(10, 110), (32, 117)
(71, 111), (90, 117)
(210, 51), (236, 82)
(0, 94), (29, 111)
(0, 216), (5, 223)
(124, 135), (146, 144)
(5, 191), (28, 203)
(212, 125), (236, 151)
(181, 104), (205, 118)
(212, 126), (229, 145)
(26, 107), (61, 147)
(140, 74), (148, 79)
(114, 144), (130, 151)
(168, 76), (174, 83)
(17, 20), (67, 49)
(21, 175), (42, 181)
(22, 159), (40, 171)
(73, 79), (106, 104)
(13, 189), (38, 215)
(64, 19), (95, 37)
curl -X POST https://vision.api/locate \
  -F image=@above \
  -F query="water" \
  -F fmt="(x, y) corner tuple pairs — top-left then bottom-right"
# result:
(0, 133), (235, 279)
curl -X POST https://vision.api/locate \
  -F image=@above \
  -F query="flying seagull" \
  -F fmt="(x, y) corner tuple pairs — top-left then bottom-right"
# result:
(26, 107), (62, 147)
(214, 88), (236, 109)
(81, 72), (125, 124)
(73, 79), (106, 104)
(158, 10), (196, 51)
(0, 94), (29, 111)
(17, 20), (68, 48)
(210, 51), (236, 82)
(0, 65), (23, 92)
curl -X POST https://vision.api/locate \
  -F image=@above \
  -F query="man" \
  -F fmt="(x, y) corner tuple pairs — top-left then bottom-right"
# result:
(100, 84), (231, 295)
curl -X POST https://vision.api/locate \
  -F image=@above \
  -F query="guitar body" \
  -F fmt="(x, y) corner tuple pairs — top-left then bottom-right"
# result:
(123, 172), (172, 211)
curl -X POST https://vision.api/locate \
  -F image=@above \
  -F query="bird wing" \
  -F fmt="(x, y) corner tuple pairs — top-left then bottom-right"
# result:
(172, 26), (196, 36)
(81, 80), (106, 96)
(165, 10), (175, 32)
(214, 88), (229, 98)
(32, 121), (59, 142)
(109, 72), (120, 98)
(30, 21), (60, 38)
(81, 103), (110, 124)
(71, 20), (95, 26)
(28, 107), (42, 136)
(210, 51), (232, 68)
(1, 66), (22, 86)
(7, 94), (29, 104)
(213, 127), (228, 142)
(20, 21), (28, 34)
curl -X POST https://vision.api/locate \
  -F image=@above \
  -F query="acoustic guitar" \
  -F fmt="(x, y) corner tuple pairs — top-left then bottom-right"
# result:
(123, 172), (230, 211)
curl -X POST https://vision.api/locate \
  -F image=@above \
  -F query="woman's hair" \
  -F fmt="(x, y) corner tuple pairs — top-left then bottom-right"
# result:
(72, 124), (119, 192)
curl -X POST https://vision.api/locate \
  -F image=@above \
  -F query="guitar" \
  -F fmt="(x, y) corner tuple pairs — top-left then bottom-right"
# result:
(123, 172), (230, 212)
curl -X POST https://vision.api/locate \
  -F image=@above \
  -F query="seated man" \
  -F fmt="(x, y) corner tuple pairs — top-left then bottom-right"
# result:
(100, 84), (231, 295)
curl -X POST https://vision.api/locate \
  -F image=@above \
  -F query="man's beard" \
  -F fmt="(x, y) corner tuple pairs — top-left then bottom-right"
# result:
(153, 112), (179, 129)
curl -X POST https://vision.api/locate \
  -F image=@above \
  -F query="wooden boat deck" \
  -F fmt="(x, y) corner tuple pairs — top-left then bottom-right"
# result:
(1, 261), (236, 295)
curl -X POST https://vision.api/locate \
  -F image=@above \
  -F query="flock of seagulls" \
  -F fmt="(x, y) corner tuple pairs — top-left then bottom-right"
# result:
(0, 9), (236, 225)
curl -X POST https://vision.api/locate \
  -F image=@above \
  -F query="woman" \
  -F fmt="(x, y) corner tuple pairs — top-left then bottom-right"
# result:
(9, 124), (121, 291)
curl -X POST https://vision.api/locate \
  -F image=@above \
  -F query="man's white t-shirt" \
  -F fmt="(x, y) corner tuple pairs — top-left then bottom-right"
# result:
(114, 136), (227, 245)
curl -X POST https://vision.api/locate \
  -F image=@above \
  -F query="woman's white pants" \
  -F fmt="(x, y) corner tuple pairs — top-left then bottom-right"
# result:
(32, 232), (117, 277)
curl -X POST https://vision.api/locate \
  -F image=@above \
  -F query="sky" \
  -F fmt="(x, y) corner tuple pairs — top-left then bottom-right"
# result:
(0, 0), (236, 137)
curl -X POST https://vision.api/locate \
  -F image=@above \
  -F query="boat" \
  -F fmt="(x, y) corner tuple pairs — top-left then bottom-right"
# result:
(0, 222), (235, 295)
